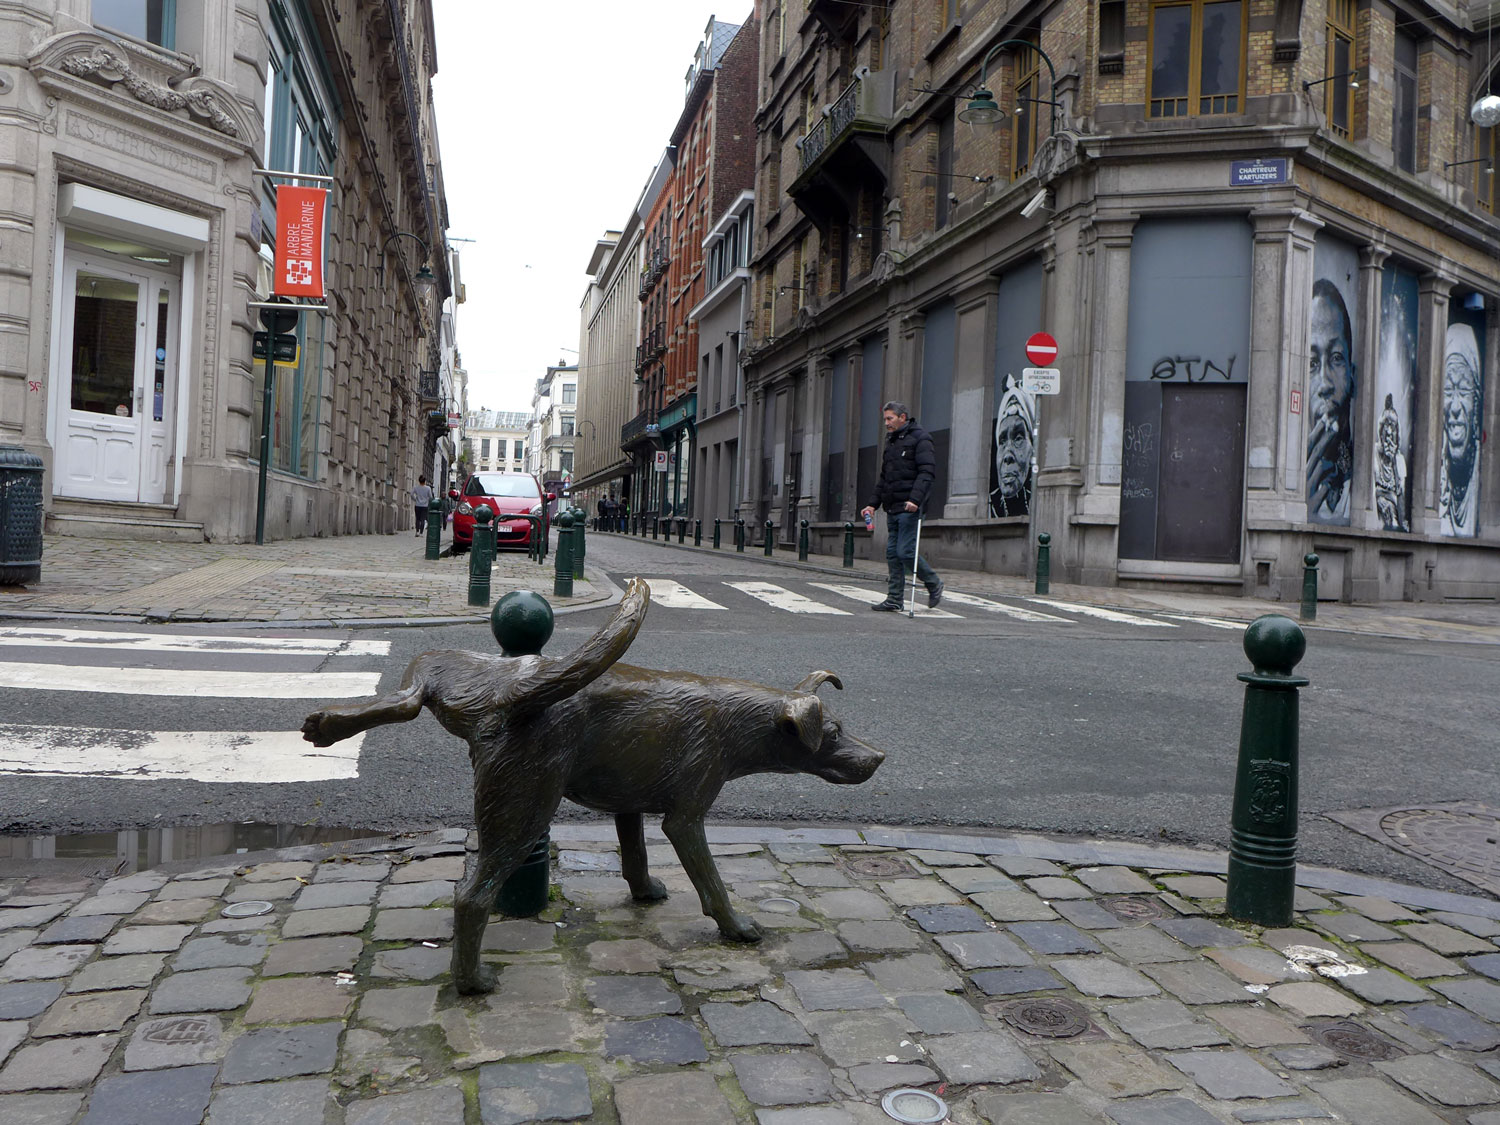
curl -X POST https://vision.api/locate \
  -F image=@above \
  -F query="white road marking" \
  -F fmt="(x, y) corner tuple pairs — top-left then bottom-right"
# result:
(809, 583), (964, 618)
(0, 627), (389, 657)
(0, 664), (380, 699)
(0, 725), (363, 783)
(1159, 614), (1249, 631)
(645, 579), (727, 610)
(724, 582), (850, 615)
(1025, 598), (1177, 627)
(941, 591), (1073, 623)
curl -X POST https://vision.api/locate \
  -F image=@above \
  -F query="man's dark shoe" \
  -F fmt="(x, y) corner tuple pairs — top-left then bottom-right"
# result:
(870, 600), (902, 612)
(928, 582), (944, 609)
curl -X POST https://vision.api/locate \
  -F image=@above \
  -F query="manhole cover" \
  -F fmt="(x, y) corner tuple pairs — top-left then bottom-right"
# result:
(1308, 1020), (1404, 1061)
(880, 1087), (948, 1123)
(841, 854), (915, 879)
(1000, 996), (1091, 1038)
(1100, 895), (1169, 923)
(220, 901), (274, 918)
(1326, 803), (1500, 897)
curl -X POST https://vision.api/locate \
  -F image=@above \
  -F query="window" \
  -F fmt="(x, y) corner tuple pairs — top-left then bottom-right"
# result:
(935, 112), (954, 228)
(94, 0), (175, 48)
(937, 0), (960, 30)
(1148, 1), (1245, 118)
(562, 415), (575, 437)
(1476, 123), (1494, 212)
(250, 247), (321, 477)
(803, 85), (818, 132)
(1393, 31), (1418, 173)
(766, 141), (782, 206)
(1013, 41), (1040, 179)
(515, 441), (525, 461)
(561, 384), (576, 404)
(1324, 0), (1355, 139)
(560, 451), (574, 473)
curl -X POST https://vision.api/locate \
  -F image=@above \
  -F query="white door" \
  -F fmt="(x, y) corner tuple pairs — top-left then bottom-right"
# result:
(57, 253), (178, 504)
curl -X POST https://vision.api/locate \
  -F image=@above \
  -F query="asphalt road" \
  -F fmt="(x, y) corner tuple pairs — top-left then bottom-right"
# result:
(0, 532), (1494, 895)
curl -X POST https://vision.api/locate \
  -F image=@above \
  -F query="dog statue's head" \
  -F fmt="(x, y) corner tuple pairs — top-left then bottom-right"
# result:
(773, 671), (885, 784)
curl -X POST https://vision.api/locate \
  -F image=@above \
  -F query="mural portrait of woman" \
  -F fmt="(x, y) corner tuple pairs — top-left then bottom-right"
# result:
(1441, 319), (1484, 537)
(989, 374), (1036, 517)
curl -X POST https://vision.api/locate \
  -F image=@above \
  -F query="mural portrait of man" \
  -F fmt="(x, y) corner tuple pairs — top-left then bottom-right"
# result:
(989, 374), (1036, 517)
(1307, 276), (1356, 524)
(1441, 321), (1484, 537)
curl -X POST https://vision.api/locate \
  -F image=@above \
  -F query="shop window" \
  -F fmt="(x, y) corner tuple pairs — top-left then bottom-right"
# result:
(1013, 40), (1040, 179)
(1393, 31), (1418, 173)
(94, 0), (175, 49)
(1148, 0), (1245, 118)
(1324, 0), (1356, 139)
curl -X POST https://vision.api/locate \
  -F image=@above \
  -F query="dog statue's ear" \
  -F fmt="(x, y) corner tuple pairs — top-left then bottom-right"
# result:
(793, 670), (843, 694)
(777, 694), (823, 752)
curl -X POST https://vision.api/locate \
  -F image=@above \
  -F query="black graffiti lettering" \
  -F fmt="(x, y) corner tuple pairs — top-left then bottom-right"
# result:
(1202, 355), (1236, 381)
(1149, 354), (1237, 382)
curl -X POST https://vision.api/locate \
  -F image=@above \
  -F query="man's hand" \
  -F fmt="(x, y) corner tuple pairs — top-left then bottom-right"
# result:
(860, 506), (875, 518)
(903, 501), (918, 513)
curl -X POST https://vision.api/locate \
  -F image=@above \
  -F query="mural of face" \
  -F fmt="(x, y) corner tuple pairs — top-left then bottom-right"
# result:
(1309, 290), (1354, 428)
(1307, 278), (1356, 522)
(990, 375), (1037, 518)
(1441, 322), (1482, 536)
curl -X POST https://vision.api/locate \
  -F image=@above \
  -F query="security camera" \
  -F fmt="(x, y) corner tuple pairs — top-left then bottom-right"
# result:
(1020, 188), (1049, 219)
(947, 192), (959, 204)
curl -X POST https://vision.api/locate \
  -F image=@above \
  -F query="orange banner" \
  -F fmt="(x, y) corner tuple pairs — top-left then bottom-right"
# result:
(273, 186), (328, 298)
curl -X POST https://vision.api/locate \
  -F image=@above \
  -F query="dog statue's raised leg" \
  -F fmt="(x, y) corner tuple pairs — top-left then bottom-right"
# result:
(662, 813), (761, 942)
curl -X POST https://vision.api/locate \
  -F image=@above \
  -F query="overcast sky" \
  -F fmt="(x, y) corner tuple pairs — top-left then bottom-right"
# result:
(432, 1), (746, 414)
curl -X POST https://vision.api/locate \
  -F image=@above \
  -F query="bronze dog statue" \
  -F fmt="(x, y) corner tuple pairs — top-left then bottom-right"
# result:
(301, 578), (885, 994)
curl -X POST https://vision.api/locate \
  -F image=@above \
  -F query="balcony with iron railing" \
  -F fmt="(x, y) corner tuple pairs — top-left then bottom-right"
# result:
(621, 408), (658, 446)
(790, 70), (896, 231)
(637, 246), (671, 300)
(417, 372), (441, 402)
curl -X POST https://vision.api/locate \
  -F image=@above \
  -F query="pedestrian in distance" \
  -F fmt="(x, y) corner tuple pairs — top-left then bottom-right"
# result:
(412, 475), (434, 536)
(861, 402), (943, 612)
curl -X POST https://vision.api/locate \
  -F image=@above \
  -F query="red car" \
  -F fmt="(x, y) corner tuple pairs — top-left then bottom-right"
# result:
(452, 472), (547, 553)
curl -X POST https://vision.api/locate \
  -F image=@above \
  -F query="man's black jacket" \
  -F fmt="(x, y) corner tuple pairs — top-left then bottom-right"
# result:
(871, 420), (937, 514)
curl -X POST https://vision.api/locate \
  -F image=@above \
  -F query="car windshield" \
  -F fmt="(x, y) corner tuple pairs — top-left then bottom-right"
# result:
(466, 474), (539, 500)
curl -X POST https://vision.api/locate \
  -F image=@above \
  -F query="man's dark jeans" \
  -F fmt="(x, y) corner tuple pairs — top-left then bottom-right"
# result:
(884, 509), (940, 604)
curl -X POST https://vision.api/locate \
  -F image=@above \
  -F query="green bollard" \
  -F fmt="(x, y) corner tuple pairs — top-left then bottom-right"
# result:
(490, 590), (555, 916)
(1226, 615), (1309, 928)
(713, 519), (721, 549)
(677, 518), (686, 544)
(652, 514), (659, 539)
(798, 519), (809, 562)
(764, 519), (774, 557)
(736, 518), (745, 552)
(694, 519), (702, 547)
(843, 522), (855, 568)
(572, 507), (585, 581)
(1035, 532), (1051, 595)
(467, 505), (494, 607)
(1300, 553), (1319, 622)
(425, 497), (442, 561)
(553, 513), (574, 598)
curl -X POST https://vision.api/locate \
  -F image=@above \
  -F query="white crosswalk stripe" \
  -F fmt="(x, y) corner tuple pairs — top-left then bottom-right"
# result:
(1159, 613), (1248, 631)
(0, 625), (383, 782)
(809, 582), (964, 618)
(724, 581), (850, 615)
(941, 590), (1072, 623)
(644, 578), (727, 610)
(1024, 597), (1178, 628)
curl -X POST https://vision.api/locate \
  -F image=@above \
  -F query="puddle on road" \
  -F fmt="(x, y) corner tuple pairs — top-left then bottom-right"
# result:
(0, 822), (393, 872)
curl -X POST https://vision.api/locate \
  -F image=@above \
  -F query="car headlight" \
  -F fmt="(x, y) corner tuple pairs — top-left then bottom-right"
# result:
(456, 502), (473, 515)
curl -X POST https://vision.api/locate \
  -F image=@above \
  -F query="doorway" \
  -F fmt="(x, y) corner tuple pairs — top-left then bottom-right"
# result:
(54, 251), (179, 504)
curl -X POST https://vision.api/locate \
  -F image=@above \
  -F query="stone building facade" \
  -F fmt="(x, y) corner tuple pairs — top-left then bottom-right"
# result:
(575, 225), (640, 515)
(743, 0), (1500, 600)
(2, 0), (449, 543)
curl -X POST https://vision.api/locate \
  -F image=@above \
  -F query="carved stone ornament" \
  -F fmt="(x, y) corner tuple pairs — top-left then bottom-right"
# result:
(29, 32), (252, 142)
(1031, 131), (1088, 186)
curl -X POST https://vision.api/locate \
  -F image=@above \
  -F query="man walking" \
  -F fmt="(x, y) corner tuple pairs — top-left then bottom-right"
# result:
(412, 475), (434, 537)
(861, 402), (943, 611)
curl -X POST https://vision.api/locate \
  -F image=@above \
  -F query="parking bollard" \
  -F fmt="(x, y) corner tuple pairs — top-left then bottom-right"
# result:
(694, 519), (702, 547)
(425, 497), (442, 561)
(735, 518), (745, 552)
(1300, 553), (1318, 622)
(467, 505), (494, 607)
(843, 522), (855, 568)
(652, 515), (659, 540)
(798, 520), (809, 562)
(1226, 615), (1309, 928)
(677, 518), (686, 544)
(1035, 532), (1051, 595)
(572, 507), (586, 581)
(713, 518), (721, 549)
(764, 519), (774, 557)
(553, 513), (574, 598)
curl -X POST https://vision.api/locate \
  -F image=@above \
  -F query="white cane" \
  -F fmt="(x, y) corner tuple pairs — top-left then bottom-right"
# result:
(907, 513), (923, 619)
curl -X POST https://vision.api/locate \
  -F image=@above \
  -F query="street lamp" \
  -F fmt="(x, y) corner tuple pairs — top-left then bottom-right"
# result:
(377, 230), (437, 303)
(958, 40), (1060, 132)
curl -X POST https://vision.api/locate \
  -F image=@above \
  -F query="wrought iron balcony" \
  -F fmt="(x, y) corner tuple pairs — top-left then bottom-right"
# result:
(637, 246), (671, 301)
(417, 372), (441, 402)
(788, 69), (896, 233)
(621, 409), (655, 446)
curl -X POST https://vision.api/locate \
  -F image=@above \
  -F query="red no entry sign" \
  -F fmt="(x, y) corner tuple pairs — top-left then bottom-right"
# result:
(1025, 332), (1058, 366)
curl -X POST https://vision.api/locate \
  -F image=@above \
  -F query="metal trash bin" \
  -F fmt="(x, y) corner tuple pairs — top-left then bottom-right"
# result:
(0, 445), (42, 586)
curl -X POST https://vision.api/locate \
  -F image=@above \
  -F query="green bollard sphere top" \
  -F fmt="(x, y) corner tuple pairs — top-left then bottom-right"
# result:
(491, 591), (554, 656)
(474, 505), (494, 525)
(1304, 553), (1319, 568)
(557, 513), (573, 528)
(1038, 532), (1051, 545)
(1242, 614), (1307, 679)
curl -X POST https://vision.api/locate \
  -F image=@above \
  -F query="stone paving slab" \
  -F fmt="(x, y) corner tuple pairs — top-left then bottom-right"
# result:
(1, 826), (1500, 1122)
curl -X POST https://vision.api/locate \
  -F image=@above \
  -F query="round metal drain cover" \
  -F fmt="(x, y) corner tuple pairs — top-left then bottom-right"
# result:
(842, 854), (914, 879)
(1100, 895), (1168, 923)
(1309, 1020), (1404, 1061)
(1381, 808), (1500, 884)
(221, 901), (274, 918)
(880, 1087), (948, 1123)
(1001, 996), (1091, 1038)
(757, 897), (801, 914)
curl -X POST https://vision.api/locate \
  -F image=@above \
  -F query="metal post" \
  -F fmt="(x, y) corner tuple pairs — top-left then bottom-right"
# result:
(553, 512), (574, 598)
(254, 365), (275, 546)
(677, 518), (686, 544)
(1300, 553), (1319, 622)
(572, 507), (585, 581)
(1035, 532), (1051, 596)
(424, 497), (442, 561)
(713, 518), (721, 549)
(843, 522), (855, 568)
(798, 519), (809, 562)
(467, 505), (494, 607)
(764, 519), (774, 557)
(1226, 615), (1309, 928)
(652, 515), (659, 539)
(694, 519), (702, 547)
(540, 507), (549, 563)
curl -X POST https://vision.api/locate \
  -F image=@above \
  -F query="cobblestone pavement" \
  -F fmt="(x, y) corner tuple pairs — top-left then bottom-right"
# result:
(3, 823), (1500, 1122)
(0, 533), (606, 624)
